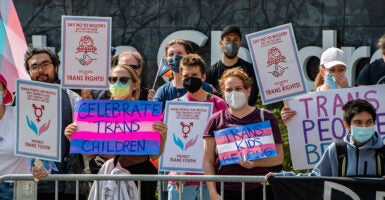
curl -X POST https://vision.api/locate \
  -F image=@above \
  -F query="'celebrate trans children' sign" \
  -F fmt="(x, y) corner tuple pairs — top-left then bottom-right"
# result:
(214, 121), (277, 166)
(70, 100), (163, 155)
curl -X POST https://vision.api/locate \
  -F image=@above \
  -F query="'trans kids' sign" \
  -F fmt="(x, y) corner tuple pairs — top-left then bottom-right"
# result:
(214, 121), (277, 166)
(70, 100), (163, 155)
(246, 23), (307, 105)
(16, 80), (61, 162)
(286, 85), (385, 170)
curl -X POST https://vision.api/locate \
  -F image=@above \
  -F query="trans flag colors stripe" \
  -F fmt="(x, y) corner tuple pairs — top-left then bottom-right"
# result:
(71, 100), (163, 155)
(0, 0), (30, 93)
(214, 120), (277, 166)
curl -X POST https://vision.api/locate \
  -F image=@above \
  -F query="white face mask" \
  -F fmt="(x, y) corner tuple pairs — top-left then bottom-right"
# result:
(225, 91), (246, 109)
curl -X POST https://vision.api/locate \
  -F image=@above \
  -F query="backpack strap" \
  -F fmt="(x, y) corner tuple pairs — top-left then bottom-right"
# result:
(260, 108), (265, 121)
(376, 145), (385, 176)
(335, 140), (348, 177)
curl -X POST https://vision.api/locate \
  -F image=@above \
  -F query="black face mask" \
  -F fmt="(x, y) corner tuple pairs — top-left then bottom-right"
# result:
(183, 77), (202, 93)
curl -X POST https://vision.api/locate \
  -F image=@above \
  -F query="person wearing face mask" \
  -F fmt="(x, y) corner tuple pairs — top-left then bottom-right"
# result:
(167, 54), (227, 200)
(266, 99), (385, 179)
(153, 39), (213, 109)
(281, 47), (349, 124)
(206, 24), (259, 106)
(203, 68), (284, 200)
(65, 64), (168, 200)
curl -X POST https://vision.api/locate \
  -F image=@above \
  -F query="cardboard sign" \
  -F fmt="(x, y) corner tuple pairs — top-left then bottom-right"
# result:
(160, 101), (212, 173)
(61, 16), (111, 89)
(246, 23), (307, 105)
(286, 85), (385, 170)
(214, 121), (277, 166)
(70, 100), (163, 155)
(16, 80), (61, 162)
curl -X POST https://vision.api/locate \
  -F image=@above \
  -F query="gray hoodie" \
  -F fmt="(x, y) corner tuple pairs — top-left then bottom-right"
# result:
(278, 132), (384, 177)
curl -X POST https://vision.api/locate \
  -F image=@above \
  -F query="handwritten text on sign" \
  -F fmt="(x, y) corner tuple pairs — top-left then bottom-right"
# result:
(70, 100), (162, 155)
(214, 121), (277, 166)
(286, 85), (385, 170)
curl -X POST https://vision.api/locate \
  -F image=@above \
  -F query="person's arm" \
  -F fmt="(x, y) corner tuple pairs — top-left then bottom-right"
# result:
(204, 137), (221, 200)
(149, 121), (168, 160)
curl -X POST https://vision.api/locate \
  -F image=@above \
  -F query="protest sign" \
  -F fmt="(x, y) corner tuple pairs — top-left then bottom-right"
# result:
(16, 80), (61, 162)
(70, 100), (163, 155)
(246, 23), (307, 105)
(61, 16), (111, 89)
(214, 121), (277, 166)
(160, 101), (212, 173)
(286, 85), (385, 170)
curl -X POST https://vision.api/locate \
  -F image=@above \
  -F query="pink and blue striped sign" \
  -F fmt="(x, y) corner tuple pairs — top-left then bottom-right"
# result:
(71, 100), (163, 155)
(214, 121), (277, 166)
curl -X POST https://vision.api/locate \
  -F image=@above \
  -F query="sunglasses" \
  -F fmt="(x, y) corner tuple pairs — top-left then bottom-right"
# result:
(129, 65), (141, 70)
(108, 76), (131, 84)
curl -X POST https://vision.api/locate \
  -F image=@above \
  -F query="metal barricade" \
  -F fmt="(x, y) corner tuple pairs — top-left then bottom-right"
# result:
(0, 174), (267, 200)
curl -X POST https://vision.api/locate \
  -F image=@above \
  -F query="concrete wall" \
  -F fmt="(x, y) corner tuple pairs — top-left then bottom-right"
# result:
(14, 0), (385, 89)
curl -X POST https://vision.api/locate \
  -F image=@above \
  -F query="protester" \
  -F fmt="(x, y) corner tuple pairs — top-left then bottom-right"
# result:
(206, 24), (259, 106)
(24, 47), (85, 200)
(0, 74), (48, 200)
(203, 68), (283, 200)
(356, 34), (385, 85)
(266, 99), (385, 178)
(65, 64), (168, 200)
(281, 47), (349, 123)
(153, 39), (213, 109)
(97, 50), (153, 100)
(167, 54), (227, 200)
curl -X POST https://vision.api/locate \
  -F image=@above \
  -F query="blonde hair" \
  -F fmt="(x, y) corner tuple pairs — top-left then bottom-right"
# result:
(314, 66), (324, 88)
(110, 64), (141, 100)
(118, 51), (143, 68)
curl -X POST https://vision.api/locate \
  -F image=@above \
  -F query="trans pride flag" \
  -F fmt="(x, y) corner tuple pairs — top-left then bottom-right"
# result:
(214, 121), (277, 166)
(0, 0), (29, 93)
(70, 100), (163, 155)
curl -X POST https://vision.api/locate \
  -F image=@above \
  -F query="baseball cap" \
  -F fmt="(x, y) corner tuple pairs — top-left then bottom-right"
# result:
(0, 74), (13, 104)
(221, 24), (242, 40)
(320, 47), (347, 69)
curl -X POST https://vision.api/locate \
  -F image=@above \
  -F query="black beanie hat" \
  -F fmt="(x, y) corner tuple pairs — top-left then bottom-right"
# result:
(221, 24), (242, 40)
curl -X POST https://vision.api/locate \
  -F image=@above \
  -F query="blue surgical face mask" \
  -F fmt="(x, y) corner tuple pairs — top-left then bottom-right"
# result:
(109, 81), (131, 99)
(351, 125), (376, 143)
(325, 73), (338, 89)
(168, 55), (183, 73)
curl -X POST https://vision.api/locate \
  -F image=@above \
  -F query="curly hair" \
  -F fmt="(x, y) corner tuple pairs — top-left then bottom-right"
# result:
(219, 67), (252, 94)
(24, 47), (60, 72)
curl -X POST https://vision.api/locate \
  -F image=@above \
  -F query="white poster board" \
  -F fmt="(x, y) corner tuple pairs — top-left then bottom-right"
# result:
(61, 15), (111, 89)
(16, 80), (61, 162)
(160, 101), (213, 173)
(246, 23), (307, 105)
(286, 85), (385, 170)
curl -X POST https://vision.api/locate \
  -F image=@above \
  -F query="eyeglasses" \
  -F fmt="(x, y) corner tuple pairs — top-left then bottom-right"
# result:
(108, 76), (131, 84)
(128, 65), (141, 70)
(30, 62), (52, 72)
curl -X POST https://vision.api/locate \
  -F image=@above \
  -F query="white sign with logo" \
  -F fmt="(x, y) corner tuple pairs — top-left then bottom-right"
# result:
(16, 80), (61, 162)
(61, 16), (111, 89)
(246, 23), (307, 105)
(160, 101), (212, 173)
